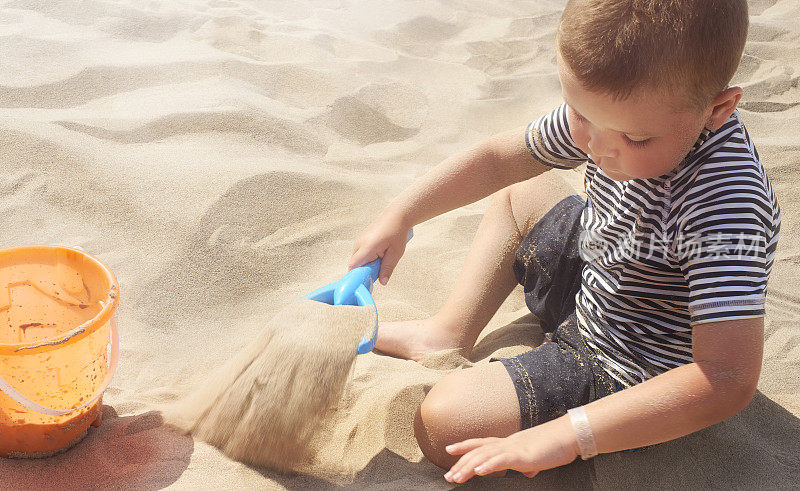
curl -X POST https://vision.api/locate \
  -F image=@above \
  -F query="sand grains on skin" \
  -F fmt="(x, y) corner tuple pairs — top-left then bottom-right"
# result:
(164, 299), (375, 473)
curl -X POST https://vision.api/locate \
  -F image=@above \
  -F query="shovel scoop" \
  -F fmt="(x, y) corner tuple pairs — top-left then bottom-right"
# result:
(302, 229), (413, 354)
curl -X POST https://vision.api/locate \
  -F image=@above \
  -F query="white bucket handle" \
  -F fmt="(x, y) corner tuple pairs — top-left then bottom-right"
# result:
(0, 316), (119, 416)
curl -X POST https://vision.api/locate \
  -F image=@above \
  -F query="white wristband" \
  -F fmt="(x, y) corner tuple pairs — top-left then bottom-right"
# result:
(567, 406), (598, 460)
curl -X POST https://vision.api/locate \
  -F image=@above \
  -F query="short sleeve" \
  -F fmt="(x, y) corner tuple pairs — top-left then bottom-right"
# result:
(675, 188), (774, 325)
(525, 103), (588, 169)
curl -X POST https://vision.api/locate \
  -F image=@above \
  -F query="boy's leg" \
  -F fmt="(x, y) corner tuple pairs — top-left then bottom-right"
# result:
(415, 314), (615, 471)
(375, 171), (577, 361)
(414, 360), (520, 470)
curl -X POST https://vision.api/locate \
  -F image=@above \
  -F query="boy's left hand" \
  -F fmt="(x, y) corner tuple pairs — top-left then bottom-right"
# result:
(443, 417), (579, 483)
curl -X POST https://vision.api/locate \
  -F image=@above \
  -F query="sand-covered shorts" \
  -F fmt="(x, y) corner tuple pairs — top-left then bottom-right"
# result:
(491, 194), (625, 431)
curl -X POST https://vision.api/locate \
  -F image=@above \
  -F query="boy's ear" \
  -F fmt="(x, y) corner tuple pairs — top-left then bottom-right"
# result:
(705, 86), (743, 131)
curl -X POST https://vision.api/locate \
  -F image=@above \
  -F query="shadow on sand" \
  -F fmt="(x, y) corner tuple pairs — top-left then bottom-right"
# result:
(0, 406), (193, 490)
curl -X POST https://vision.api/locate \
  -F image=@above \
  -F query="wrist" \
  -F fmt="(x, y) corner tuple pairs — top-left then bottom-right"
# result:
(381, 203), (415, 230)
(567, 406), (599, 460)
(557, 414), (582, 459)
(536, 414), (581, 461)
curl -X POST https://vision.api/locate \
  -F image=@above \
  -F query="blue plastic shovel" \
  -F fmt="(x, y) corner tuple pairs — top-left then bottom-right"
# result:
(302, 228), (414, 354)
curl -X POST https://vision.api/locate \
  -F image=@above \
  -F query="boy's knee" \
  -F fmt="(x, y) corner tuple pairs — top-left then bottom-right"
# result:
(507, 173), (576, 237)
(413, 375), (462, 469)
(488, 184), (527, 239)
(413, 363), (521, 470)
(488, 185), (515, 214)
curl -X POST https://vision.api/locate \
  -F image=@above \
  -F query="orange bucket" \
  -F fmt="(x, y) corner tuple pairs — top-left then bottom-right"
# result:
(0, 245), (119, 458)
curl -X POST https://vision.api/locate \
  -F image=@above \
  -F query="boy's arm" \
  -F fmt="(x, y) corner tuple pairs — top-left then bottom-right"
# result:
(574, 316), (763, 452)
(383, 127), (553, 229)
(444, 316), (764, 482)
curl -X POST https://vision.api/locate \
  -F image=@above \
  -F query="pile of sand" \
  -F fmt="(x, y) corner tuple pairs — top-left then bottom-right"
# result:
(0, 0), (798, 489)
(164, 300), (376, 474)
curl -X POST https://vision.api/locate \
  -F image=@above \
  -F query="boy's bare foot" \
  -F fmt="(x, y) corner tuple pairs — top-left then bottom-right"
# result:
(374, 315), (472, 362)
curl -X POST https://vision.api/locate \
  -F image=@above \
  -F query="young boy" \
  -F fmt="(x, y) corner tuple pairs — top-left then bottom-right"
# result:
(348, 0), (781, 482)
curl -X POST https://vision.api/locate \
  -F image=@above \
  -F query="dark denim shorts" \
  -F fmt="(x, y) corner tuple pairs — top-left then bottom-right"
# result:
(491, 194), (625, 431)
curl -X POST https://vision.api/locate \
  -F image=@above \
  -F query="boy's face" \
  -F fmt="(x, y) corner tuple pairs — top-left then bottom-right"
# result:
(557, 55), (709, 181)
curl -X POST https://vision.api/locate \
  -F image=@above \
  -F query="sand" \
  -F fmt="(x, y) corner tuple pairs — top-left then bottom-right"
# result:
(0, 0), (798, 489)
(163, 300), (376, 474)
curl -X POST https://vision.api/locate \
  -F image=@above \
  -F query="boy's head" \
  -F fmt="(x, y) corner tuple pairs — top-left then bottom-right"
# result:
(555, 0), (749, 181)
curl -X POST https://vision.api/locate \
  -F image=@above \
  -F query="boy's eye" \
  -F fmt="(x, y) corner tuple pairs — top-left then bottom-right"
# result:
(623, 134), (651, 148)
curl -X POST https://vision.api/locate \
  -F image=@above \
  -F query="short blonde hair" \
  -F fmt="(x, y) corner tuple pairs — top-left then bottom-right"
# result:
(557, 0), (748, 111)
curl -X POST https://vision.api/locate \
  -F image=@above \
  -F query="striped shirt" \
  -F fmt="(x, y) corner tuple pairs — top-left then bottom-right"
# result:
(525, 103), (782, 387)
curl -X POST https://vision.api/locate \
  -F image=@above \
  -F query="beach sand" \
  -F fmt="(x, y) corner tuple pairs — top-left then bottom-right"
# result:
(1, 0), (798, 488)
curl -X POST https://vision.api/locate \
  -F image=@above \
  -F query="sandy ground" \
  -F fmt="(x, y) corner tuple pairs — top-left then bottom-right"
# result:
(0, 0), (798, 488)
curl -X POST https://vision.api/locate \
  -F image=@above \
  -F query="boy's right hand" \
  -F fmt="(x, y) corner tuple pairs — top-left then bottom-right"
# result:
(347, 213), (411, 286)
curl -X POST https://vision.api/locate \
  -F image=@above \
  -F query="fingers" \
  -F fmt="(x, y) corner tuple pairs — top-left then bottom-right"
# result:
(445, 449), (538, 483)
(348, 238), (365, 269)
(445, 438), (488, 456)
(378, 245), (403, 285)
(347, 247), (377, 271)
(474, 454), (514, 476)
(444, 437), (538, 484)
(349, 243), (405, 283)
(444, 449), (487, 483)
(448, 453), (514, 483)
(444, 439), (500, 484)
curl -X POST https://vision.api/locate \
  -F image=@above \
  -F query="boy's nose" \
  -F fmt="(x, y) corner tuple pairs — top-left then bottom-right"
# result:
(587, 132), (618, 159)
